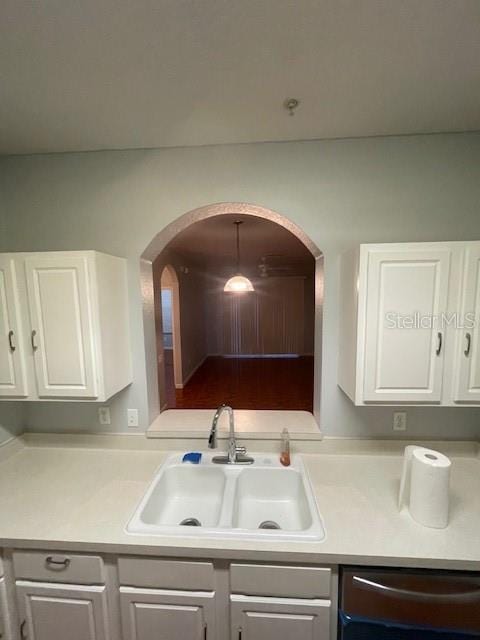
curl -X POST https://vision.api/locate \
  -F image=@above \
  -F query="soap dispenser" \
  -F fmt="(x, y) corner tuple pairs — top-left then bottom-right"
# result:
(280, 428), (291, 467)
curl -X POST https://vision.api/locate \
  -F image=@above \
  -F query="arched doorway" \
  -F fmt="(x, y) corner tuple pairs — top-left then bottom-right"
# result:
(142, 202), (323, 424)
(158, 264), (182, 407)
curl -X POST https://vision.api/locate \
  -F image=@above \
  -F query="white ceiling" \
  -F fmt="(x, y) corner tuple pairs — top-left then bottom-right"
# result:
(165, 214), (314, 276)
(1, 0), (479, 155)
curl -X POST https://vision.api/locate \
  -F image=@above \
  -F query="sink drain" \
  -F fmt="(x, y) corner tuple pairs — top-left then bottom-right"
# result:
(179, 517), (201, 527)
(259, 520), (281, 530)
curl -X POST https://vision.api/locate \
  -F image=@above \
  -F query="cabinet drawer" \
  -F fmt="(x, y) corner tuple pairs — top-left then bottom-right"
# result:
(118, 557), (215, 591)
(12, 551), (104, 584)
(230, 563), (331, 599)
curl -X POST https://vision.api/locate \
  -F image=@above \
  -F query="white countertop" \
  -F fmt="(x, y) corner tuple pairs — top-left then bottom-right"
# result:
(0, 434), (479, 570)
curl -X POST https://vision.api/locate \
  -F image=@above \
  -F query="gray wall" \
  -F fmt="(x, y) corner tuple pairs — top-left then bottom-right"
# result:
(1, 132), (480, 439)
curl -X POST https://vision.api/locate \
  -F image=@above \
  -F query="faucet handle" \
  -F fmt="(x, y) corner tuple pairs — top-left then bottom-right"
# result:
(208, 431), (217, 449)
(235, 446), (247, 455)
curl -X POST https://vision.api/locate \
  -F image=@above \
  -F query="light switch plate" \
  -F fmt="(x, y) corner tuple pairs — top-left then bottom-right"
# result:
(127, 408), (139, 428)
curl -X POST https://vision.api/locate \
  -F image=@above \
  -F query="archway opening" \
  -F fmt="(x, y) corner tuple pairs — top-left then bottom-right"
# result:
(142, 203), (323, 427)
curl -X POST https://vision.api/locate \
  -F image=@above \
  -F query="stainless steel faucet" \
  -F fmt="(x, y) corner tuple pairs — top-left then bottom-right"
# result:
(208, 404), (254, 465)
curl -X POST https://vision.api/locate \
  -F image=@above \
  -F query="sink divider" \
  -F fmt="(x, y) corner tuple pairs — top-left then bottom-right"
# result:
(217, 468), (241, 528)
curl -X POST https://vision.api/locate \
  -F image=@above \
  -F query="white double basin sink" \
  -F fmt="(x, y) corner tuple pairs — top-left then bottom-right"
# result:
(127, 453), (325, 542)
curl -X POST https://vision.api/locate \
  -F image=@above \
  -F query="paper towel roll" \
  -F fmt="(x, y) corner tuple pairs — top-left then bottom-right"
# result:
(398, 446), (451, 529)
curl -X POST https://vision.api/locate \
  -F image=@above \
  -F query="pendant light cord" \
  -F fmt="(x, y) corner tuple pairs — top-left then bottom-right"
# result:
(235, 221), (241, 273)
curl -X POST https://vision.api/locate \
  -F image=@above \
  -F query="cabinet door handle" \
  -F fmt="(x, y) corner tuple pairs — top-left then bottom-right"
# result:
(203, 624), (207, 640)
(31, 330), (38, 352)
(8, 330), (15, 352)
(45, 556), (71, 570)
(436, 332), (443, 356)
(20, 620), (27, 640)
(238, 628), (242, 640)
(464, 332), (472, 357)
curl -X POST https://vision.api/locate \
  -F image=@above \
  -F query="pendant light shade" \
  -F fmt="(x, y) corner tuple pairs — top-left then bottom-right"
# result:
(224, 221), (254, 293)
(224, 274), (254, 292)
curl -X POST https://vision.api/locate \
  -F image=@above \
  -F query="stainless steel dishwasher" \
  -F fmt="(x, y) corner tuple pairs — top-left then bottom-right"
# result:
(339, 567), (480, 639)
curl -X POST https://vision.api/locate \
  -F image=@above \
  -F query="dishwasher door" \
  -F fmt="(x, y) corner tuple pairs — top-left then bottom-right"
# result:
(339, 567), (480, 639)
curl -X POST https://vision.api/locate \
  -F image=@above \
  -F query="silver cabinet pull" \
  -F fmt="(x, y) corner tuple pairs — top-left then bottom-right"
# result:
(436, 332), (443, 356)
(8, 330), (15, 352)
(464, 332), (472, 357)
(31, 330), (38, 352)
(45, 556), (71, 570)
(353, 575), (480, 603)
(20, 621), (27, 640)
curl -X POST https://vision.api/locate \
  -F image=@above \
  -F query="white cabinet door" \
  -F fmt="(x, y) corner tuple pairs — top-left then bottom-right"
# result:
(230, 595), (330, 640)
(25, 254), (98, 398)
(120, 588), (215, 640)
(454, 243), (480, 402)
(362, 247), (451, 403)
(16, 581), (110, 640)
(0, 257), (27, 397)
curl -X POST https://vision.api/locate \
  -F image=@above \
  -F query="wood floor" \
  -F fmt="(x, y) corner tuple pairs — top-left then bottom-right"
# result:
(164, 355), (314, 411)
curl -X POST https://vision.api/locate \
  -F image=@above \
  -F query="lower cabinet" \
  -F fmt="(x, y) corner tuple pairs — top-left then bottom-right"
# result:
(120, 587), (215, 640)
(4, 552), (335, 640)
(16, 581), (110, 640)
(230, 595), (331, 640)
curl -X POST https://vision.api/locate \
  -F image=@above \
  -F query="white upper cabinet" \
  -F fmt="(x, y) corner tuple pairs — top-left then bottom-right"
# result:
(25, 254), (98, 399)
(339, 241), (480, 406)
(0, 251), (132, 402)
(454, 242), (480, 403)
(0, 256), (28, 398)
(362, 246), (451, 403)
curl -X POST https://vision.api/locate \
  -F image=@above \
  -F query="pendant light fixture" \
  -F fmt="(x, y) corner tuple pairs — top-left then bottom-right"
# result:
(224, 220), (254, 293)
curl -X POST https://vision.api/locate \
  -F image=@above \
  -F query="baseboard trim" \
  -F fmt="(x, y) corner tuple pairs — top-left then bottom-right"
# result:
(221, 354), (301, 359)
(177, 355), (208, 389)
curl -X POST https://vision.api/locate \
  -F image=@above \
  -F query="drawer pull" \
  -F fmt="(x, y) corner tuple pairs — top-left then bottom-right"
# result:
(45, 556), (71, 571)
(31, 330), (38, 352)
(20, 620), (27, 640)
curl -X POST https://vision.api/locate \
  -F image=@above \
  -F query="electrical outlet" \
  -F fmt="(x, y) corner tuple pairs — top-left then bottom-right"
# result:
(127, 408), (139, 428)
(393, 411), (407, 431)
(98, 407), (111, 425)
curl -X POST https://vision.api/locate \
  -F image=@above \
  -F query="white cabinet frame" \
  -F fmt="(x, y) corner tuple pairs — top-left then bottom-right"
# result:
(339, 241), (480, 406)
(0, 251), (132, 402)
